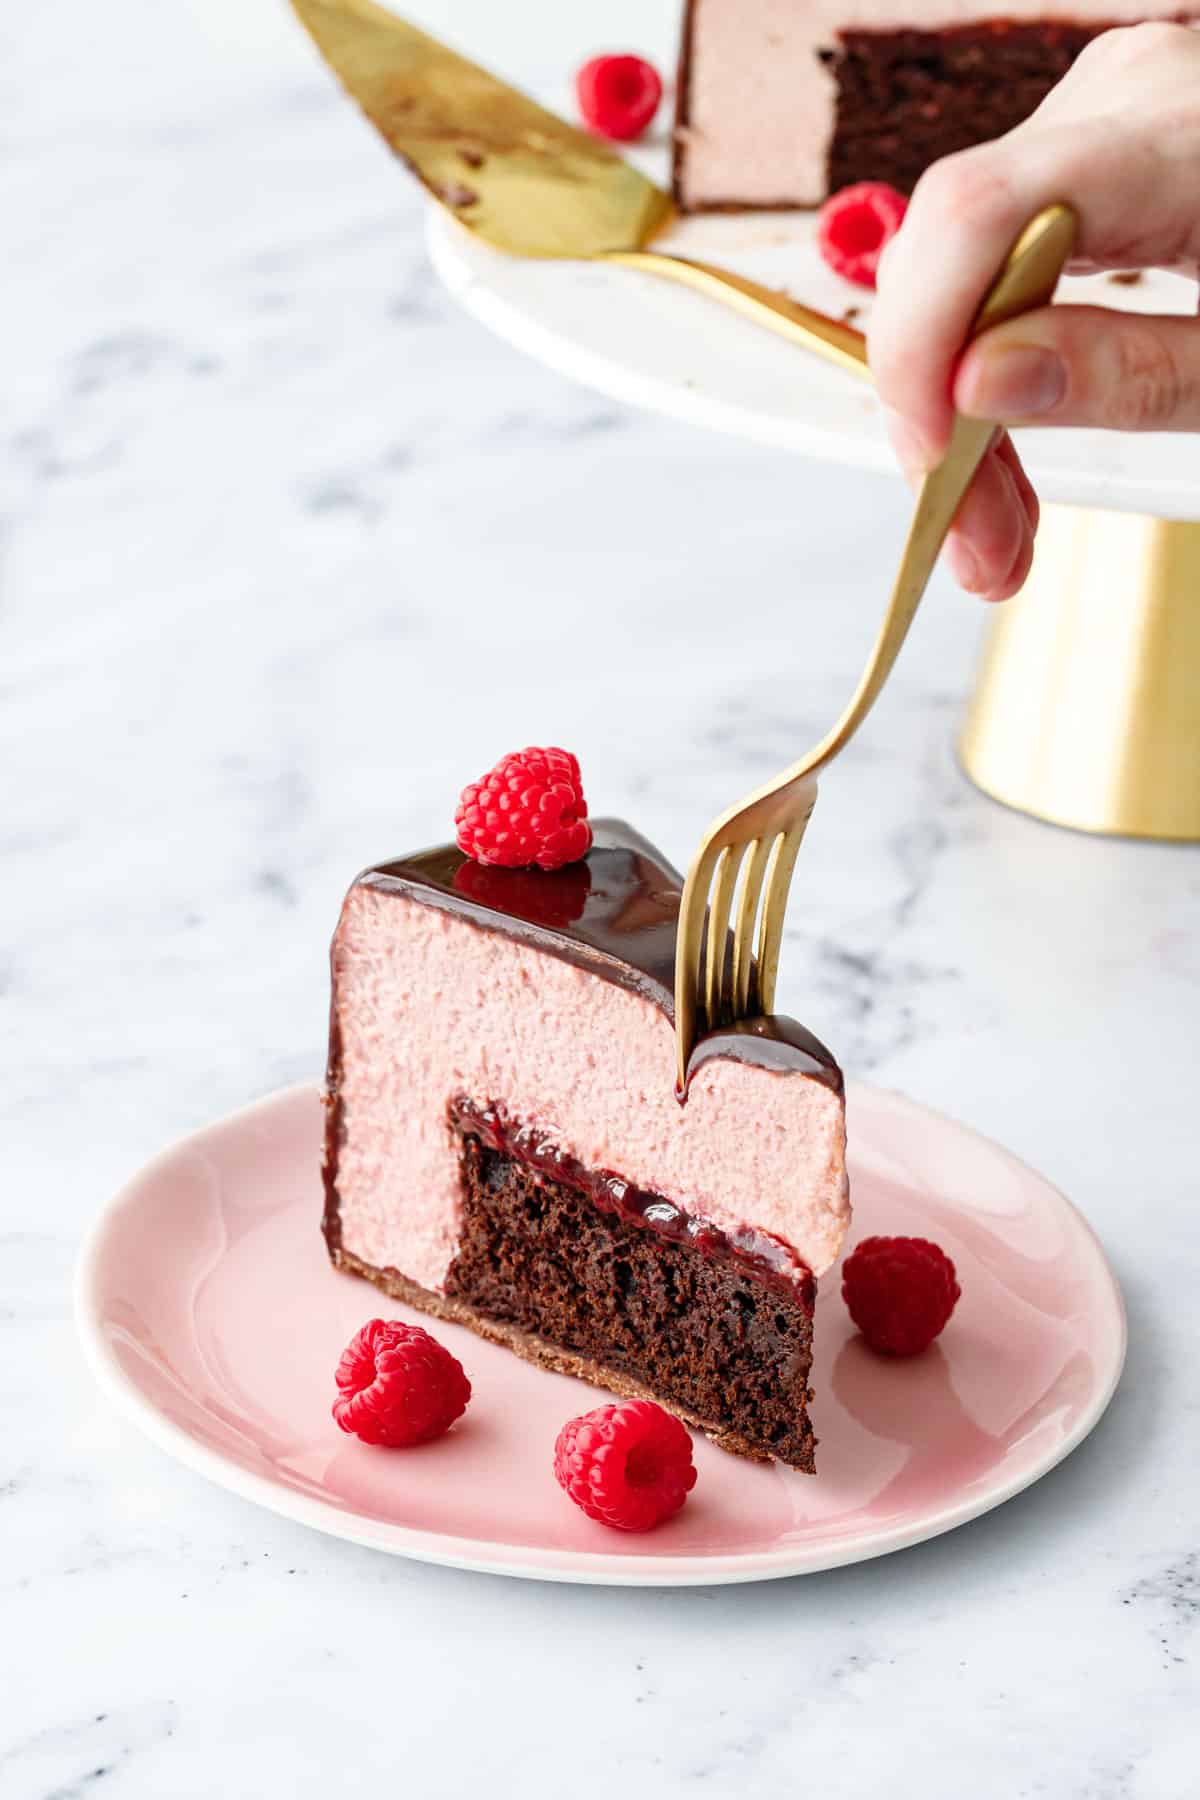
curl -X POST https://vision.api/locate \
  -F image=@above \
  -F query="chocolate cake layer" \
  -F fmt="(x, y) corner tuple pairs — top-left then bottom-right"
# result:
(442, 1099), (818, 1471)
(824, 21), (1117, 196)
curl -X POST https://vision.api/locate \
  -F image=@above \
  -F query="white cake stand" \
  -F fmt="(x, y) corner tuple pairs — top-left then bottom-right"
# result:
(430, 203), (1200, 840)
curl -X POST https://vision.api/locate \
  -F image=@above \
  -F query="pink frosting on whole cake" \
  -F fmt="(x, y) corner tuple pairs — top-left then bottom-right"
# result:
(329, 886), (850, 1293)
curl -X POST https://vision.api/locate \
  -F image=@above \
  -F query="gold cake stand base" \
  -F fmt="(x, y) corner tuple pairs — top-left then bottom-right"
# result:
(959, 505), (1200, 840)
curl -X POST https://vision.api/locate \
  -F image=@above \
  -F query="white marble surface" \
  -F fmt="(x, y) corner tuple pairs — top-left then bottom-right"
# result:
(7, 2), (1200, 1795)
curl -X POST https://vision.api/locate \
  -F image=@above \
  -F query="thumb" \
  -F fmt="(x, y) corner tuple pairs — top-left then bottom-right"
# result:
(954, 304), (1200, 433)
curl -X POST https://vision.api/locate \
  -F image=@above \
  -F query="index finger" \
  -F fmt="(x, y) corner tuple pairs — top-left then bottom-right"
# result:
(866, 115), (1173, 463)
(868, 146), (1049, 464)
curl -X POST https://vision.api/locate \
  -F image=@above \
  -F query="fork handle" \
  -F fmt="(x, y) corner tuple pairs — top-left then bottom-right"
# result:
(799, 203), (1078, 777)
(605, 249), (870, 380)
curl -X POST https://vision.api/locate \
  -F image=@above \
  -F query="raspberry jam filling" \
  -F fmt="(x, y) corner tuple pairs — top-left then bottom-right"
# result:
(449, 1095), (815, 1308)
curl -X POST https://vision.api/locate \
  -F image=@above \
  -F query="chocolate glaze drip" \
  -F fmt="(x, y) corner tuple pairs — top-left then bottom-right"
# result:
(450, 1095), (816, 1309)
(358, 818), (842, 1093)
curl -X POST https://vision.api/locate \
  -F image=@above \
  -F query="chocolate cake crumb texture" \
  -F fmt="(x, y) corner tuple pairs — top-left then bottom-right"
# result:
(444, 1110), (818, 1472)
(825, 22), (1118, 195)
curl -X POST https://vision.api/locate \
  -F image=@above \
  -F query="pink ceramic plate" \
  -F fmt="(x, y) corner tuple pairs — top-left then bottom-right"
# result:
(76, 1082), (1124, 1585)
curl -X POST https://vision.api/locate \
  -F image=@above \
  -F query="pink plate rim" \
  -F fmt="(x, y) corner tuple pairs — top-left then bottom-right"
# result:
(74, 1081), (1126, 1586)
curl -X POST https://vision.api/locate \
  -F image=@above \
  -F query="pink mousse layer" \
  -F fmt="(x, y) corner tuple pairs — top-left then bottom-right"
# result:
(680, 0), (1196, 207)
(330, 886), (849, 1294)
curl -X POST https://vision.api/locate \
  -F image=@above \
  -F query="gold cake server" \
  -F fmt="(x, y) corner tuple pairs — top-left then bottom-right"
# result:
(291, 0), (867, 377)
(672, 204), (1077, 1086)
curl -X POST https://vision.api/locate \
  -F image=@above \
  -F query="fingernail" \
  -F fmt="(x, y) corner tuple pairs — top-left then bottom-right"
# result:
(883, 408), (933, 485)
(947, 535), (984, 593)
(962, 344), (1067, 419)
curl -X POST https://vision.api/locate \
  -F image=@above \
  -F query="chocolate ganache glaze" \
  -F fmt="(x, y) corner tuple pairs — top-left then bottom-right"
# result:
(355, 818), (841, 1093)
(323, 819), (842, 1257)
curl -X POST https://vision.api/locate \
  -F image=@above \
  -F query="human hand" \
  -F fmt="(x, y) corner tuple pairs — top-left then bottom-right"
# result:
(868, 23), (1200, 601)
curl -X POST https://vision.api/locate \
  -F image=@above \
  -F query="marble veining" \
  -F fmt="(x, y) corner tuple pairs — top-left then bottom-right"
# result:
(5, 0), (1198, 1795)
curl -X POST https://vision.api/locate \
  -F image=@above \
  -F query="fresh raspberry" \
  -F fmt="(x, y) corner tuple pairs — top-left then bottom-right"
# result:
(575, 54), (663, 142)
(333, 1318), (470, 1447)
(554, 1399), (696, 1531)
(816, 182), (908, 290)
(455, 745), (592, 872)
(841, 1235), (961, 1356)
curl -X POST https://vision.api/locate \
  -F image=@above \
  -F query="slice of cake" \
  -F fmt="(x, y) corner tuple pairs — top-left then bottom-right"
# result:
(674, 3), (1197, 209)
(324, 820), (849, 1471)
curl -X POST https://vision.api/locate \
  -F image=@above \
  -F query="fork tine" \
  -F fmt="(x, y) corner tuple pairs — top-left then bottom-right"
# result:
(704, 841), (748, 1028)
(674, 843), (718, 1089)
(755, 824), (808, 1016)
(731, 836), (772, 1016)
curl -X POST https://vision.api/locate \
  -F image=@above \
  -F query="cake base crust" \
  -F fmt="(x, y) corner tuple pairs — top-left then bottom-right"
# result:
(331, 1246), (816, 1471)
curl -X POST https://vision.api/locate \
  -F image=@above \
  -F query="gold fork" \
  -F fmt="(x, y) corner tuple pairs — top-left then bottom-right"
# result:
(673, 203), (1077, 1089)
